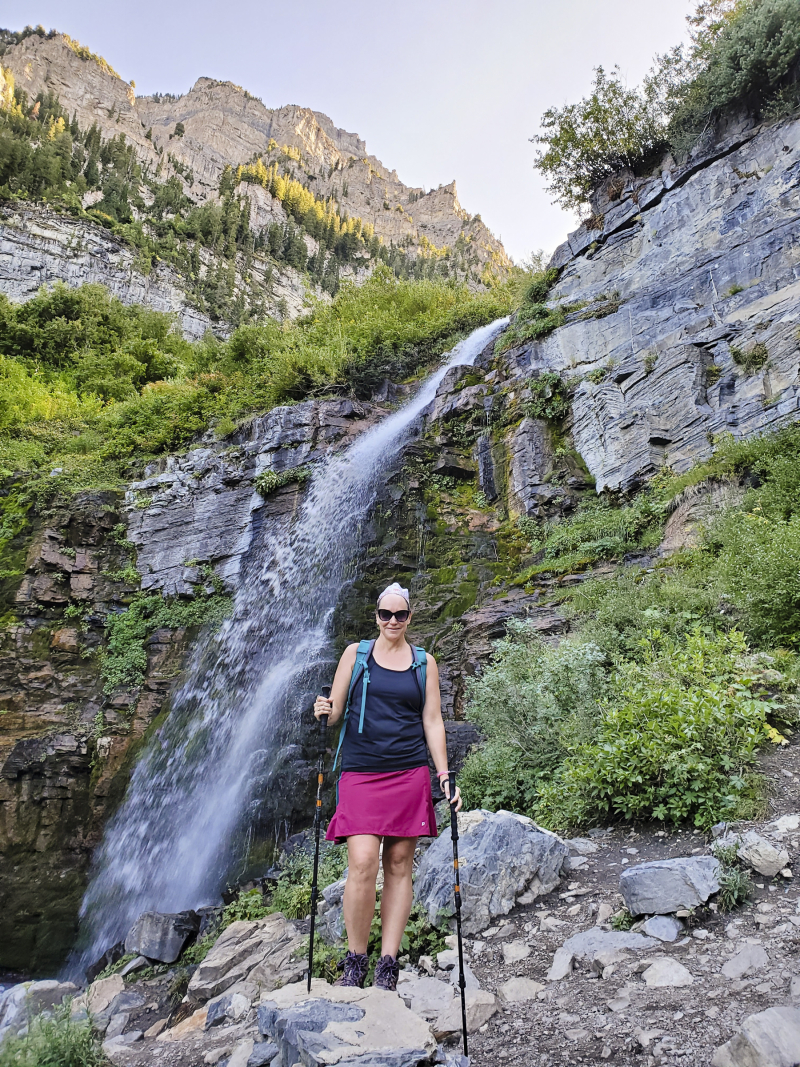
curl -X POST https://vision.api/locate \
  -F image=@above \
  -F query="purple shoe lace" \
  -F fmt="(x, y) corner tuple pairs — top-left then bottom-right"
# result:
(373, 954), (400, 992)
(334, 951), (369, 987)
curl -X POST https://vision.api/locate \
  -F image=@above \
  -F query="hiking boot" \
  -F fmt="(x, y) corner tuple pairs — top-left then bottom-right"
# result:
(334, 951), (369, 987)
(373, 954), (400, 992)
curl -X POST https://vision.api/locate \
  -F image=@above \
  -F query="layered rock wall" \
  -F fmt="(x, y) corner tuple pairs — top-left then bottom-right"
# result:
(507, 114), (800, 491)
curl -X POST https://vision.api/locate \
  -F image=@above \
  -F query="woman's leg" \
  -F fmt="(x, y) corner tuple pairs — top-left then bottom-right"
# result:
(379, 836), (418, 958)
(343, 834), (381, 953)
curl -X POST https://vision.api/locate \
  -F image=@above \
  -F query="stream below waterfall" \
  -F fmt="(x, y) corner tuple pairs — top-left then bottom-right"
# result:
(72, 317), (509, 973)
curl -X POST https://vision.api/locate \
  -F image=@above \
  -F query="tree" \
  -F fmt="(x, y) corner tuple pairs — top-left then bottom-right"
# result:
(531, 66), (666, 212)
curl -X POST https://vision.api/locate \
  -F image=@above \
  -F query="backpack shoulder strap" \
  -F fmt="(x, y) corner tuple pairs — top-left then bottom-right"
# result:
(331, 640), (374, 799)
(410, 645), (427, 708)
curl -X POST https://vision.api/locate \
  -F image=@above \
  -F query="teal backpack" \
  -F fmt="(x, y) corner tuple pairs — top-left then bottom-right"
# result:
(331, 639), (427, 798)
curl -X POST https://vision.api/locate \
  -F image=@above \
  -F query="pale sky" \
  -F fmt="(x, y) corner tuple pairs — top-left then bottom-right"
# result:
(5, 0), (693, 261)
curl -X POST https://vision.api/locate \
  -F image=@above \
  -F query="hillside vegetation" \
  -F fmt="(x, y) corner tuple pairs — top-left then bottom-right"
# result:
(461, 426), (800, 830)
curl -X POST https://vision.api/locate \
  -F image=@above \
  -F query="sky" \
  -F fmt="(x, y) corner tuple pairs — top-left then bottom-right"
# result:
(5, 0), (694, 262)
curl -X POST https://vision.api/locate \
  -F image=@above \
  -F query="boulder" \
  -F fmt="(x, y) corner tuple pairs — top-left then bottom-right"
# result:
(502, 940), (531, 964)
(721, 831), (791, 878)
(248, 1042), (278, 1067)
(497, 977), (545, 1004)
(205, 991), (252, 1028)
(711, 1006), (800, 1067)
(124, 910), (200, 963)
(642, 959), (694, 987)
(721, 944), (770, 980)
(188, 914), (305, 1002)
(86, 941), (126, 983)
(436, 990), (498, 1036)
(642, 916), (684, 942)
(548, 929), (656, 982)
(257, 979), (436, 1066)
(0, 980), (79, 1040)
(619, 856), (721, 916)
(397, 974), (455, 1023)
(414, 809), (568, 934)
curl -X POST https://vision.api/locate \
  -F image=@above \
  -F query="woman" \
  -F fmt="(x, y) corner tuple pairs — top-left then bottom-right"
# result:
(313, 582), (462, 992)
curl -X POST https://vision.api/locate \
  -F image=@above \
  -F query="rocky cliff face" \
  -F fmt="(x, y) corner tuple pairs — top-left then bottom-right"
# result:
(0, 203), (313, 333)
(1, 34), (510, 286)
(526, 112), (800, 492)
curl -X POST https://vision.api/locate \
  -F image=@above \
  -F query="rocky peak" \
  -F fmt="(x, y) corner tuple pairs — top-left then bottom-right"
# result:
(1, 32), (510, 277)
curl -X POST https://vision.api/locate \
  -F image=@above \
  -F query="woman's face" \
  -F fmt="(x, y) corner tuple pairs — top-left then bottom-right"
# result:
(376, 593), (412, 640)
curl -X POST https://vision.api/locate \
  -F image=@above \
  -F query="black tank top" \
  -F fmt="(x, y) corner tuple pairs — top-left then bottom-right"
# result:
(340, 653), (429, 773)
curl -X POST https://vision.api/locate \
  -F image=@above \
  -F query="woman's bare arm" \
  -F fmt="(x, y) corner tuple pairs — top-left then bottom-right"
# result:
(421, 654), (462, 810)
(313, 643), (358, 726)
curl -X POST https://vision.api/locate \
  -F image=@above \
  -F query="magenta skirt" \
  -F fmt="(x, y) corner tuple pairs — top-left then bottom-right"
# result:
(326, 766), (438, 843)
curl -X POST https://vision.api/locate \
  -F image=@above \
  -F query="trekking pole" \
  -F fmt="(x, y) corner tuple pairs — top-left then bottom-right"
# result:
(448, 770), (468, 1057)
(307, 684), (331, 992)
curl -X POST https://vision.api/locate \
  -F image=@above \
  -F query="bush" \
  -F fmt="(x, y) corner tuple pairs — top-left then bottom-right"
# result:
(714, 509), (800, 647)
(532, 66), (666, 211)
(459, 622), (607, 815)
(0, 1003), (108, 1067)
(532, 0), (800, 211)
(538, 629), (777, 830)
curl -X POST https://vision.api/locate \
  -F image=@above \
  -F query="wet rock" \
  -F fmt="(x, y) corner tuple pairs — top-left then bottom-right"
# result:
(188, 914), (305, 1002)
(721, 943), (770, 980)
(124, 909), (200, 963)
(720, 831), (791, 878)
(619, 856), (721, 915)
(257, 979), (436, 1065)
(642, 915), (684, 942)
(414, 809), (568, 935)
(85, 941), (126, 983)
(119, 955), (149, 977)
(642, 958), (694, 987)
(711, 1005), (800, 1067)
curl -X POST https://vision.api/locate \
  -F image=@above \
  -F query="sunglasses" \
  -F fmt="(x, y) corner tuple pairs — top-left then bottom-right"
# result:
(377, 608), (410, 623)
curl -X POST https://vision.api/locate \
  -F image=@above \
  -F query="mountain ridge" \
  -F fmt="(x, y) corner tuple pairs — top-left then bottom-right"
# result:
(1, 30), (510, 285)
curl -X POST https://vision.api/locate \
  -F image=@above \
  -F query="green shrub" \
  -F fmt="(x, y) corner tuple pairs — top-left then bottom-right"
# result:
(532, 1), (800, 210)
(538, 629), (777, 830)
(730, 341), (769, 374)
(524, 371), (571, 421)
(254, 465), (311, 497)
(0, 1003), (108, 1067)
(532, 65), (666, 211)
(102, 590), (232, 692)
(713, 509), (800, 646)
(459, 622), (606, 815)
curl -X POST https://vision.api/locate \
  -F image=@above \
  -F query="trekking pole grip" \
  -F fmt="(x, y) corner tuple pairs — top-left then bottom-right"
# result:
(319, 685), (331, 737)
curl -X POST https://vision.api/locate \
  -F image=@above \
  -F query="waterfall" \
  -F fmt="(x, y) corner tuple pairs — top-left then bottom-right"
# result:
(75, 317), (508, 970)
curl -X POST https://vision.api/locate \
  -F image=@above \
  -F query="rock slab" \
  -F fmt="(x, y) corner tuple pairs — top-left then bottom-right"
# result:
(188, 914), (305, 1002)
(257, 979), (436, 1066)
(711, 1005), (800, 1067)
(124, 909), (200, 963)
(414, 809), (567, 935)
(619, 856), (721, 916)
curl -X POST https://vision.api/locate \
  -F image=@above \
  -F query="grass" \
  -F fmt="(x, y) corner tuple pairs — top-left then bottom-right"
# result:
(0, 1003), (108, 1067)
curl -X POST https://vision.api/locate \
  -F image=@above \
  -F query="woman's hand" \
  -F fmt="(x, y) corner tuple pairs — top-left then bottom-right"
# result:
(441, 777), (463, 812)
(314, 695), (333, 721)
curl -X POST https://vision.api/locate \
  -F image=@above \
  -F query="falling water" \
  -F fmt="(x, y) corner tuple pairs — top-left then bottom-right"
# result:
(75, 317), (508, 969)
